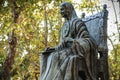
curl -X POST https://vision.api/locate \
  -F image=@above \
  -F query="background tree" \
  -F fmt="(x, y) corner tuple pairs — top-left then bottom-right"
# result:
(109, 44), (120, 80)
(0, 0), (64, 79)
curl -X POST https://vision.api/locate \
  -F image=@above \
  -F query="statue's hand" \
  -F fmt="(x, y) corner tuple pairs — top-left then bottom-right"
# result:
(44, 47), (50, 52)
(64, 37), (74, 43)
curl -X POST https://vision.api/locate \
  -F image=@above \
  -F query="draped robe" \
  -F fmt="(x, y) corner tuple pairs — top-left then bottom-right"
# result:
(40, 18), (97, 80)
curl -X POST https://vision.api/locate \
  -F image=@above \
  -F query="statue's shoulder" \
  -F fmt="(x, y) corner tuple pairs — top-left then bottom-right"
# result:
(71, 18), (84, 25)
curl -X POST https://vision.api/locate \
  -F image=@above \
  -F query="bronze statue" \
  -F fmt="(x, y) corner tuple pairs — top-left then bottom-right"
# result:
(40, 2), (98, 80)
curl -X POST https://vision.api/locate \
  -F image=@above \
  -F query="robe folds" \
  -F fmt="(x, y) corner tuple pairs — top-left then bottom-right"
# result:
(40, 18), (97, 80)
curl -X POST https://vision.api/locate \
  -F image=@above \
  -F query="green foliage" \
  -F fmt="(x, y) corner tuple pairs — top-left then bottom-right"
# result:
(74, 0), (100, 13)
(0, 0), (63, 79)
(109, 44), (120, 80)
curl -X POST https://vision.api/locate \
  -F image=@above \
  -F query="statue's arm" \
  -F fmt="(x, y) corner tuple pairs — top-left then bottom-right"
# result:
(70, 21), (91, 56)
(42, 47), (55, 54)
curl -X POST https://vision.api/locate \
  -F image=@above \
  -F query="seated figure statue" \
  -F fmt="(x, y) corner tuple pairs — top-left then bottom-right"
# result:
(40, 2), (97, 80)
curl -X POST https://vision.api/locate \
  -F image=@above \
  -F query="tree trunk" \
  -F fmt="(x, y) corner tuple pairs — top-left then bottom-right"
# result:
(0, 0), (20, 79)
(0, 31), (17, 80)
(43, 2), (48, 47)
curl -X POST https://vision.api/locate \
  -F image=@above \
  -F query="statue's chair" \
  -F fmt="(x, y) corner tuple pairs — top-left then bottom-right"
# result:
(82, 4), (109, 80)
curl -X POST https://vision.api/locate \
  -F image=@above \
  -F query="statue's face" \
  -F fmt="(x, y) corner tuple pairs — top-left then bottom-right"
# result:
(60, 5), (68, 18)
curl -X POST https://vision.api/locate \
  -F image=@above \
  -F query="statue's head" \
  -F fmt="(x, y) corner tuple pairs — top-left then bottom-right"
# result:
(59, 2), (77, 20)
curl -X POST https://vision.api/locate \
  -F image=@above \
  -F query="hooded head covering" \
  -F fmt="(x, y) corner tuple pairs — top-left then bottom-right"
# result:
(60, 2), (78, 20)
